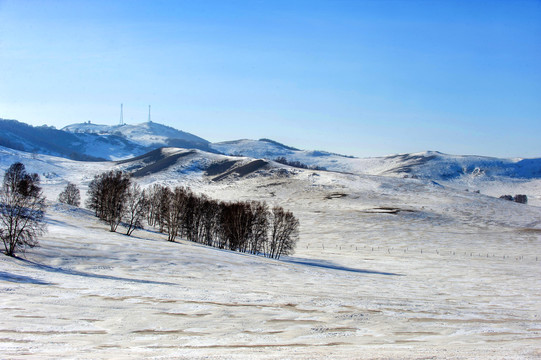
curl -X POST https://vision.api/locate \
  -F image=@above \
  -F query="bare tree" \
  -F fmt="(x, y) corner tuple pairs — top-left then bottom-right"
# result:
(58, 182), (81, 207)
(182, 191), (197, 241)
(86, 170), (131, 232)
(220, 201), (253, 252)
(86, 172), (107, 218)
(146, 184), (163, 227)
(267, 206), (299, 259)
(199, 196), (220, 247)
(122, 183), (148, 236)
(248, 201), (269, 255)
(156, 186), (172, 233)
(163, 187), (189, 242)
(0, 162), (47, 256)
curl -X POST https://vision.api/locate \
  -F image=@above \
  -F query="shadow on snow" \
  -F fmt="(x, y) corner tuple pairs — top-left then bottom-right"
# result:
(283, 257), (402, 276)
(0, 270), (52, 285)
(16, 258), (176, 286)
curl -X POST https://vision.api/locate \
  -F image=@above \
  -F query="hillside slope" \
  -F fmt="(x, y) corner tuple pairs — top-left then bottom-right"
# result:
(1, 146), (540, 359)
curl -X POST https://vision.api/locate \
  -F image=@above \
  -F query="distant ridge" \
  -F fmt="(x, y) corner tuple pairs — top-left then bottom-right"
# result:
(63, 121), (211, 150)
(258, 138), (300, 151)
(0, 118), (121, 161)
(1, 118), (540, 183)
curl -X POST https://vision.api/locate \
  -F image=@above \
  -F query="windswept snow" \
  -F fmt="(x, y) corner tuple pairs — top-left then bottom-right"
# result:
(1, 146), (541, 359)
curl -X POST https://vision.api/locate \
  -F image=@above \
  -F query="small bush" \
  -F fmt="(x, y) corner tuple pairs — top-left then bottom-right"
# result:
(514, 194), (528, 204)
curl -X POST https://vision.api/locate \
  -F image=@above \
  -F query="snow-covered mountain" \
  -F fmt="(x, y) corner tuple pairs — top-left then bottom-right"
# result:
(0, 118), (148, 161)
(0, 119), (214, 161)
(63, 121), (211, 151)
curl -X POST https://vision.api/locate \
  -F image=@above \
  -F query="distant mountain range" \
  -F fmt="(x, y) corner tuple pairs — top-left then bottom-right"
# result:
(1, 118), (540, 183)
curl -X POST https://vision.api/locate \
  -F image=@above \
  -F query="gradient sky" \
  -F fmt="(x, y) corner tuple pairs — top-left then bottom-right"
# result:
(1, 0), (540, 158)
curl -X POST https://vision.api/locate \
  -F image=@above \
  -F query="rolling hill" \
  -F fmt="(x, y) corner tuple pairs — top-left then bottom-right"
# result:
(1, 143), (540, 359)
(2, 118), (540, 194)
(62, 121), (211, 151)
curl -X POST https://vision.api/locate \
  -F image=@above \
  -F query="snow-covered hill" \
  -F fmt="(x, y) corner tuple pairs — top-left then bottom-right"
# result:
(63, 121), (211, 150)
(1, 144), (541, 359)
(211, 140), (541, 190)
(0, 118), (149, 161)
(0, 119), (214, 161)
(2, 118), (541, 194)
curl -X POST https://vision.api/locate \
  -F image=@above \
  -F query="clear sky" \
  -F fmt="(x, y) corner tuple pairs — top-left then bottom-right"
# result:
(1, 0), (540, 158)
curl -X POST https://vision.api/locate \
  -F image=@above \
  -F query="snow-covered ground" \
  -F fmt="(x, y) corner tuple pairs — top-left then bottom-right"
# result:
(1, 146), (541, 359)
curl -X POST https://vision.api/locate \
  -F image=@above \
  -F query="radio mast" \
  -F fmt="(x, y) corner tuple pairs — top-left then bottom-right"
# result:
(119, 103), (124, 125)
(148, 105), (151, 123)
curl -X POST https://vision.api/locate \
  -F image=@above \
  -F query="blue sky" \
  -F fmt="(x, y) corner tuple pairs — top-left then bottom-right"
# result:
(1, 0), (540, 157)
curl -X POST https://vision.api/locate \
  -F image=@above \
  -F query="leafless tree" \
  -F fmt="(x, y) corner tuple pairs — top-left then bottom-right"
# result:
(86, 170), (131, 232)
(86, 172), (106, 218)
(199, 196), (220, 247)
(122, 183), (148, 236)
(163, 187), (189, 242)
(146, 184), (164, 227)
(0, 162), (47, 256)
(220, 201), (254, 252)
(267, 206), (299, 259)
(248, 201), (269, 255)
(58, 182), (81, 207)
(182, 191), (199, 242)
(156, 186), (172, 233)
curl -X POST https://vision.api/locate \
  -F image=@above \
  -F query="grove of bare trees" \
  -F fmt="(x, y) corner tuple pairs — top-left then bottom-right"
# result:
(86, 170), (299, 259)
(144, 184), (299, 259)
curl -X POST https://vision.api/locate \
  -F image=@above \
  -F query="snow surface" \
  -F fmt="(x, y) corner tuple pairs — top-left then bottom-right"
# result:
(1, 146), (541, 359)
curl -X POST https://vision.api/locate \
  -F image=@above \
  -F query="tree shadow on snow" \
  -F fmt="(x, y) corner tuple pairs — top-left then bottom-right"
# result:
(283, 257), (403, 276)
(16, 258), (176, 286)
(0, 270), (52, 285)
(45, 217), (78, 228)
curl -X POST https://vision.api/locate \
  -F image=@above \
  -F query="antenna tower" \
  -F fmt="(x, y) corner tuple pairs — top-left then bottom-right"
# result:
(148, 105), (151, 122)
(120, 103), (124, 125)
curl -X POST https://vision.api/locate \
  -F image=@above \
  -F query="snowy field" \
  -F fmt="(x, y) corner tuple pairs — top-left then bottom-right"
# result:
(1, 147), (541, 359)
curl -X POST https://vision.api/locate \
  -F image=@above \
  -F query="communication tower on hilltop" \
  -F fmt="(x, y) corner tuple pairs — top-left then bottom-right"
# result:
(119, 103), (124, 125)
(148, 105), (151, 123)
